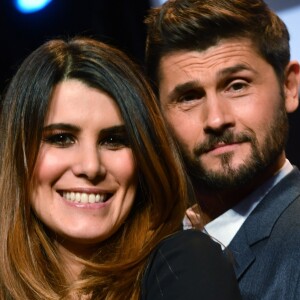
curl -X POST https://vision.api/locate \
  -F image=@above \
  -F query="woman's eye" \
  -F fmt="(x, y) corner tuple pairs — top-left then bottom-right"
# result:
(43, 133), (75, 147)
(100, 135), (130, 150)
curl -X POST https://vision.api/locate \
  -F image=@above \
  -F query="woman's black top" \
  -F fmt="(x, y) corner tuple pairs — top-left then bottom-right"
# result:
(141, 229), (241, 299)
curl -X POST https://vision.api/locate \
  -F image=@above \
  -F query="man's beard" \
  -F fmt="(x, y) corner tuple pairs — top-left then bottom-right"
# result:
(178, 102), (289, 192)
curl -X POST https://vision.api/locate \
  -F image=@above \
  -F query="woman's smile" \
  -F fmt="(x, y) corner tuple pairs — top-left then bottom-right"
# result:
(62, 191), (110, 204)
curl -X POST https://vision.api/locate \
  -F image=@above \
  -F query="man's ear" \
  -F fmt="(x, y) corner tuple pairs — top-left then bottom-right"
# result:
(284, 60), (300, 113)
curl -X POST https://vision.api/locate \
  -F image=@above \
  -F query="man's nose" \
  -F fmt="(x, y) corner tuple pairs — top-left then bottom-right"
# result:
(203, 94), (235, 134)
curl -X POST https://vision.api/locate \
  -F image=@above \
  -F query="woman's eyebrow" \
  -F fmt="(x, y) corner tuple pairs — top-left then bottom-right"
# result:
(100, 125), (126, 135)
(43, 123), (80, 132)
(43, 124), (127, 135)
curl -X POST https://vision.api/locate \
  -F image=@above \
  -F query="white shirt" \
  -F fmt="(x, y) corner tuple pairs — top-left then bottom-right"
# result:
(183, 160), (294, 249)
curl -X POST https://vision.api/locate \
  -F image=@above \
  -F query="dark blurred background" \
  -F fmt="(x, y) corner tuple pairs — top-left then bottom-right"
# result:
(1, 0), (299, 167)
(0, 0), (151, 91)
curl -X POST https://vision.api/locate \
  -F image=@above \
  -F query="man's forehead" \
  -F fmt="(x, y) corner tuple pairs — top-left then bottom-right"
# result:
(158, 39), (261, 81)
(160, 37), (257, 62)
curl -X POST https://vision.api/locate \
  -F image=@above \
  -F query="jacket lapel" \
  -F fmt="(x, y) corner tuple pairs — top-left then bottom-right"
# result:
(227, 227), (255, 279)
(228, 167), (300, 279)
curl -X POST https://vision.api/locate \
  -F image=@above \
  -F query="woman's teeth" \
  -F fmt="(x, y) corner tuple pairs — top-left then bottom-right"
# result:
(63, 192), (107, 204)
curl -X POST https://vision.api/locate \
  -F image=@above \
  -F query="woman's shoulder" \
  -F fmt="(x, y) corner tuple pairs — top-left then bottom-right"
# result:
(144, 229), (233, 283)
(141, 229), (241, 299)
(156, 229), (222, 256)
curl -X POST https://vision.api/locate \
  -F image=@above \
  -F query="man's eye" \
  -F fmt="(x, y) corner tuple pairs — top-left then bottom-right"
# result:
(43, 133), (75, 147)
(229, 81), (247, 92)
(100, 135), (130, 150)
(179, 91), (204, 102)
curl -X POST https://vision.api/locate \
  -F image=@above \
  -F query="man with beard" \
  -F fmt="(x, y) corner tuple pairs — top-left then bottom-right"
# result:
(145, 0), (300, 299)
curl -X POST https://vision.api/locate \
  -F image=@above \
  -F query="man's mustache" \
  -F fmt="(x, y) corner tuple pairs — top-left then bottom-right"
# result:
(194, 131), (254, 156)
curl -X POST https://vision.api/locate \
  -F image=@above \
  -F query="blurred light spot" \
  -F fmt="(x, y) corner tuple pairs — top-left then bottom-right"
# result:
(14, 0), (53, 14)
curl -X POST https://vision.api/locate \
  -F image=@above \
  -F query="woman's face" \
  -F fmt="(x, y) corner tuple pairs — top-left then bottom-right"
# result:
(31, 79), (137, 253)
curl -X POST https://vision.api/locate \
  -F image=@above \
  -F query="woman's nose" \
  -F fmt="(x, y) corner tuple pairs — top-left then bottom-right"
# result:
(71, 145), (106, 181)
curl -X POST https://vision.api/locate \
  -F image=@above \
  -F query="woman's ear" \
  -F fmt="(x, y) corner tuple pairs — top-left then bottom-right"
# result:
(284, 60), (300, 113)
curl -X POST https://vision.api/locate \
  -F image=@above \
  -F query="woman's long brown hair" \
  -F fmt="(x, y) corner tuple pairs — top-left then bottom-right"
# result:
(0, 37), (193, 299)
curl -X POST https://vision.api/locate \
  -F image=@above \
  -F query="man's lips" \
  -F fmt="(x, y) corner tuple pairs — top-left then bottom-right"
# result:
(211, 141), (230, 149)
(196, 140), (243, 156)
(206, 142), (240, 155)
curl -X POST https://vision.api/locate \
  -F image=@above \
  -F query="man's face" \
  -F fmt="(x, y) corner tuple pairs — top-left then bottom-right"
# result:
(158, 38), (289, 190)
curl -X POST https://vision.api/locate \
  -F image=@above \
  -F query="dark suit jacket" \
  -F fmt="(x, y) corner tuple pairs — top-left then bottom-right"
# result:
(228, 167), (300, 300)
(141, 230), (242, 299)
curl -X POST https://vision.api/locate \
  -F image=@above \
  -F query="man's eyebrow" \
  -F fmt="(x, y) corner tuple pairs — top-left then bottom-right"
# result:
(217, 64), (257, 78)
(166, 64), (257, 101)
